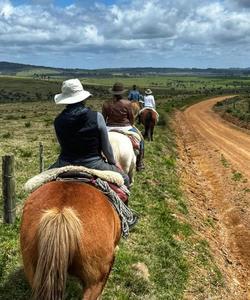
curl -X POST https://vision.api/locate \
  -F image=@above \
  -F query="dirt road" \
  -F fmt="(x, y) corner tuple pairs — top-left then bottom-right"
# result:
(185, 96), (250, 179)
(173, 96), (250, 299)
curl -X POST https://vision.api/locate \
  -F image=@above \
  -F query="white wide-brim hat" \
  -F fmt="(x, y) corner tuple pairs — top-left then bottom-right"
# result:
(145, 88), (152, 95)
(54, 78), (92, 105)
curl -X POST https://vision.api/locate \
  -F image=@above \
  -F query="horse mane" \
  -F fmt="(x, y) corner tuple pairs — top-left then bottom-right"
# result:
(32, 207), (83, 300)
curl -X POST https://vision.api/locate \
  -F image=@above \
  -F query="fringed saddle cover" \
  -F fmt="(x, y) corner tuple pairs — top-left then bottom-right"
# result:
(24, 165), (124, 193)
(139, 107), (159, 121)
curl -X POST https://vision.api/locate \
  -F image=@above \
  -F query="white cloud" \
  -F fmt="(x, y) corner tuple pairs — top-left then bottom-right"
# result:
(1, 0), (250, 68)
(0, 0), (13, 18)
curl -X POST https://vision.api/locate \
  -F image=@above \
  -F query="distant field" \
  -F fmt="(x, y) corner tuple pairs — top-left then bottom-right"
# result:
(80, 75), (250, 91)
(1, 75), (250, 104)
(16, 68), (61, 77)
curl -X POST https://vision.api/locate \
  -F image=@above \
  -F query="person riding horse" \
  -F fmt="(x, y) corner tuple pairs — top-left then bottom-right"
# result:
(128, 84), (141, 102)
(138, 88), (156, 122)
(102, 82), (145, 171)
(49, 78), (130, 188)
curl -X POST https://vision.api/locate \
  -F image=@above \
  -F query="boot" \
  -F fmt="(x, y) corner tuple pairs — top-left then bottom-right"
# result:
(136, 143), (145, 171)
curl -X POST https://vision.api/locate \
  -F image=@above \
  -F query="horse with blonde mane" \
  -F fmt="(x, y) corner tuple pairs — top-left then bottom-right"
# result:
(131, 101), (140, 119)
(20, 181), (121, 300)
(108, 131), (136, 184)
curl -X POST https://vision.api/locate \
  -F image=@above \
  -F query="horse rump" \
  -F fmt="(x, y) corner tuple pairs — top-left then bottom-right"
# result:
(20, 181), (121, 300)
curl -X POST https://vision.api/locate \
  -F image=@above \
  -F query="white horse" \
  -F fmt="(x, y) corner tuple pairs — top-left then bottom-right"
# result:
(108, 131), (136, 183)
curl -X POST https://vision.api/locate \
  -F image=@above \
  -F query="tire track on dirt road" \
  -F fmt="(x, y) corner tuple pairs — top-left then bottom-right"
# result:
(185, 96), (250, 178)
(173, 96), (250, 299)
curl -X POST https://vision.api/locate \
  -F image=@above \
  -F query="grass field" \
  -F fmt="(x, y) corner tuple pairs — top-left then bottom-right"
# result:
(0, 91), (229, 299)
(1, 75), (250, 105)
(214, 95), (250, 129)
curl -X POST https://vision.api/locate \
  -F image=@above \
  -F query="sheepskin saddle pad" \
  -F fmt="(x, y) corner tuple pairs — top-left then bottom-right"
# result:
(139, 107), (159, 121)
(24, 165), (124, 193)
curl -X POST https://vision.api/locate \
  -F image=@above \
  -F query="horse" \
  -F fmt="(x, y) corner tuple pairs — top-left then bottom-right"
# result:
(108, 131), (136, 184)
(20, 181), (121, 300)
(140, 108), (158, 141)
(131, 101), (140, 119)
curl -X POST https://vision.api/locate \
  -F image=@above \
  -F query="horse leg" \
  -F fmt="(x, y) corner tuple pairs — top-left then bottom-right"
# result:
(82, 281), (106, 300)
(82, 259), (115, 300)
(151, 125), (154, 141)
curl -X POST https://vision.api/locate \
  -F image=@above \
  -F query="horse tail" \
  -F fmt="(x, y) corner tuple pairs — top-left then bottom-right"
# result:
(32, 207), (82, 300)
(145, 110), (152, 138)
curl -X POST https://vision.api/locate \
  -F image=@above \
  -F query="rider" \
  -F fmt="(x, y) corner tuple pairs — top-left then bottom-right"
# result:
(138, 88), (156, 123)
(142, 88), (156, 108)
(50, 78), (130, 188)
(128, 85), (141, 102)
(102, 82), (145, 171)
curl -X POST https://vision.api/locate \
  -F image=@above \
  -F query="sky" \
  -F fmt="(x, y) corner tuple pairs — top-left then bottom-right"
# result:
(0, 0), (250, 69)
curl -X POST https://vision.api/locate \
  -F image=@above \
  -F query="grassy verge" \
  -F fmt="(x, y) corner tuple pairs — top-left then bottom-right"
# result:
(0, 98), (226, 299)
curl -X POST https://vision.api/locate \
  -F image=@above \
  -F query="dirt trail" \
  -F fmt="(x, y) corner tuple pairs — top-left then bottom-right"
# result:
(173, 96), (250, 299)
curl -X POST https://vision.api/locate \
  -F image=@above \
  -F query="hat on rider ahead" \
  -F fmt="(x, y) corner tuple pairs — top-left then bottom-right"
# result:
(145, 88), (153, 95)
(109, 82), (127, 95)
(54, 79), (92, 105)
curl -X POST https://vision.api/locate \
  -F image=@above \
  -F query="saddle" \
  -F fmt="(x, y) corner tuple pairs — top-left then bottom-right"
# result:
(24, 166), (128, 203)
(57, 171), (128, 203)
(109, 129), (141, 152)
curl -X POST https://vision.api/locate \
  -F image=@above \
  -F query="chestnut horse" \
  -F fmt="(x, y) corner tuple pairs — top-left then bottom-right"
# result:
(20, 181), (121, 300)
(108, 131), (136, 183)
(140, 108), (158, 141)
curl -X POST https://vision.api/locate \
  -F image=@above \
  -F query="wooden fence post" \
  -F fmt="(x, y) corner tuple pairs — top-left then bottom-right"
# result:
(2, 155), (16, 224)
(39, 142), (44, 173)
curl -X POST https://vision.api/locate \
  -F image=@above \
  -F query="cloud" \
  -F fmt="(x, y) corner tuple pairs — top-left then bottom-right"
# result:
(230, 0), (250, 8)
(1, 0), (250, 68)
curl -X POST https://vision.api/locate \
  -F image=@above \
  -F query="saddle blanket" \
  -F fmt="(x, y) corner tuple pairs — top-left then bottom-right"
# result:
(109, 129), (141, 151)
(25, 165), (124, 193)
(139, 107), (159, 120)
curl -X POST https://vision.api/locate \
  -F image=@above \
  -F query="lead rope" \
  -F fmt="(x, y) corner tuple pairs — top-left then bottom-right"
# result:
(94, 178), (138, 238)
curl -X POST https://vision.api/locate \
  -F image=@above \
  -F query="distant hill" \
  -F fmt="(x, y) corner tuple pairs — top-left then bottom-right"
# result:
(1, 61), (250, 78)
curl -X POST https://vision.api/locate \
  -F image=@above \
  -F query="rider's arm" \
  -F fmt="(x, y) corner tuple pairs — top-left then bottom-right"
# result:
(152, 96), (156, 108)
(101, 103), (107, 123)
(97, 112), (116, 165)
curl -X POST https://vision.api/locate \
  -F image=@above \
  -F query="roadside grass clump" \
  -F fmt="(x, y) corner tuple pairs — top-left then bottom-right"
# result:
(232, 171), (243, 181)
(220, 154), (230, 168)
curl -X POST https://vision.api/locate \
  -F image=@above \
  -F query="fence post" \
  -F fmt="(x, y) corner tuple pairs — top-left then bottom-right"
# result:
(2, 155), (16, 224)
(39, 142), (44, 173)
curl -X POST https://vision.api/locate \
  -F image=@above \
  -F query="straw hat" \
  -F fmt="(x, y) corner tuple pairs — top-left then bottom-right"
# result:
(54, 79), (92, 105)
(145, 88), (152, 95)
(109, 82), (127, 95)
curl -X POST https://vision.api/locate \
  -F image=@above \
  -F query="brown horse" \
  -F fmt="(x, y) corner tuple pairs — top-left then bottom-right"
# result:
(140, 109), (158, 141)
(20, 181), (121, 300)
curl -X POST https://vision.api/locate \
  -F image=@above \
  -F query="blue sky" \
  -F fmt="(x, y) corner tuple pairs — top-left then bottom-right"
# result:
(1, 0), (250, 69)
